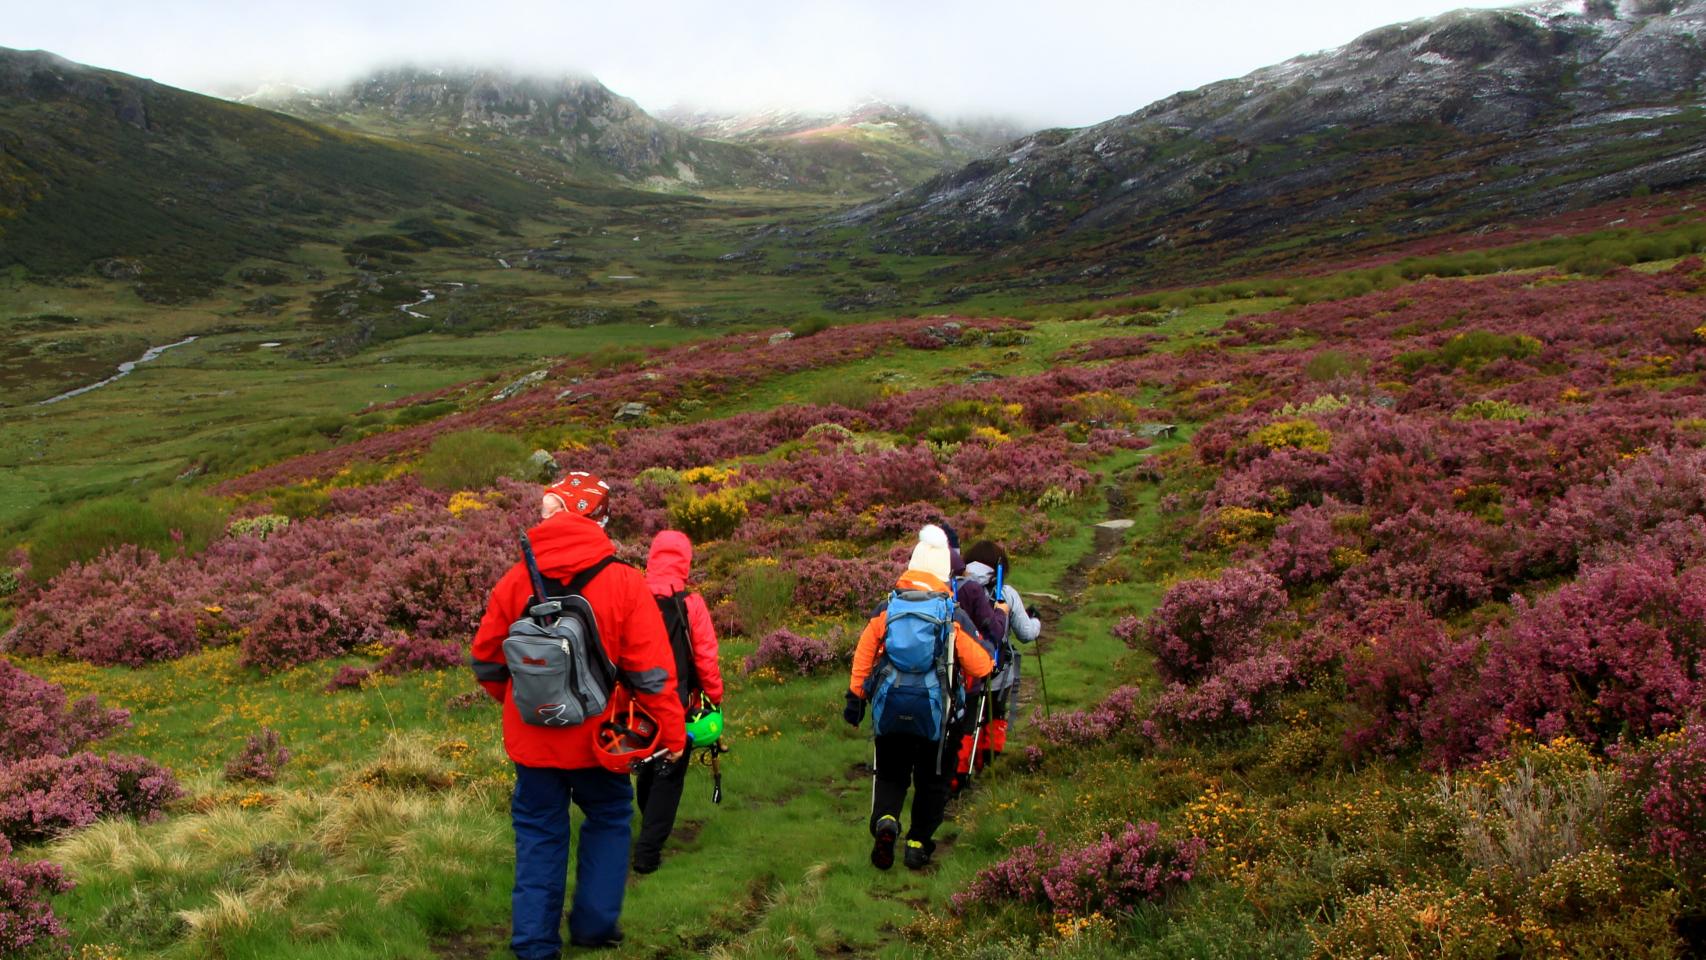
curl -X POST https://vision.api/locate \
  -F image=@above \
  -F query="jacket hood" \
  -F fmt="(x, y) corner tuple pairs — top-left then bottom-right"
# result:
(896, 568), (951, 594)
(645, 530), (693, 594)
(964, 560), (995, 588)
(525, 512), (616, 580)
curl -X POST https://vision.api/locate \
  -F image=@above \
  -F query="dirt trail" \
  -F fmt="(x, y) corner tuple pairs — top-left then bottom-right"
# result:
(1051, 482), (1131, 607)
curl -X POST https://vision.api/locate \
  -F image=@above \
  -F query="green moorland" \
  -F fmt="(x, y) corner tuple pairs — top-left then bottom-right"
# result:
(5, 187), (1706, 958)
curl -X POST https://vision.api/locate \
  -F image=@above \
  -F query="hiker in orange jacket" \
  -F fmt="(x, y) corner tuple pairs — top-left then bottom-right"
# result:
(469, 473), (686, 956)
(632, 530), (724, 874)
(845, 525), (993, 870)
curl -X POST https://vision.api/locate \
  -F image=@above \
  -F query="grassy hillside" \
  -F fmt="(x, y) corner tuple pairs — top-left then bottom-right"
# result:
(4, 202), (1706, 957)
(0, 50), (565, 303)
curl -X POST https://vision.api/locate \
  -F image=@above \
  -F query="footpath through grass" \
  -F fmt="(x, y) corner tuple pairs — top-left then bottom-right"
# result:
(28, 445), (1169, 960)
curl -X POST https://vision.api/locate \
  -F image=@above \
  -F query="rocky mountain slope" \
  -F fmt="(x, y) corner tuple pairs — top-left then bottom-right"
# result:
(662, 100), (1022, 189)
(841, 0), (1706, 283)
(0, 49), (557, 300)
(252, 72), (1019, 195)
(243, 67), (770, 191)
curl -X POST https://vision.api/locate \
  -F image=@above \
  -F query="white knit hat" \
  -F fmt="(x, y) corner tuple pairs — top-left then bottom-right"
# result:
(908, 524), (953, 582)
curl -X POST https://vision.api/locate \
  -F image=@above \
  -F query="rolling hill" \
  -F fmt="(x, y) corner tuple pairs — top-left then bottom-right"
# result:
(0, 49), (570, 302)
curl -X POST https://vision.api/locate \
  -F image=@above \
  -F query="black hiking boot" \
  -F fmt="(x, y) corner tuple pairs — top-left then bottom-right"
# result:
(570, 928), (624, 949)
(871, 815), (899, 870)
(903, 838), (934, 871)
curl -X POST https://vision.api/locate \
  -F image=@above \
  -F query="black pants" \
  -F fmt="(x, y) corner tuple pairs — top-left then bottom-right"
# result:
(633, 752), (690, 866)
(869, 733), (951, 848)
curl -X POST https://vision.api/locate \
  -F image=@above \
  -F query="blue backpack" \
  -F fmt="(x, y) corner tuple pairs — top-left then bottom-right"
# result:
(867, 588), (958, 740)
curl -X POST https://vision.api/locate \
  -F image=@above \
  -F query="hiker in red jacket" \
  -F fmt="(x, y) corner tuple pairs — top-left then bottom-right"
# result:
(470, 473), (687, 956)
(632, 530), (725, 874)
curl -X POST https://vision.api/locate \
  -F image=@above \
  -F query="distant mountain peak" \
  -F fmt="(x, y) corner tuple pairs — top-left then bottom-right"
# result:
(840, 0), (1706, 278)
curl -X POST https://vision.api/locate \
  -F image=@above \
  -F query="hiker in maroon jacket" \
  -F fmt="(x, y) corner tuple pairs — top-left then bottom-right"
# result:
(632, 530), (725, 874)
(469, 473), (686, 956)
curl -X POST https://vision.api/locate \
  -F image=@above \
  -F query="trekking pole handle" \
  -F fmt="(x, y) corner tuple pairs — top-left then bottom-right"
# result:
(519, 533), (562, 620)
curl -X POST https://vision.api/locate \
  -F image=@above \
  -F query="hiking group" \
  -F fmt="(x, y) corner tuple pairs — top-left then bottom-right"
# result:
(468, 473), (1041, 957)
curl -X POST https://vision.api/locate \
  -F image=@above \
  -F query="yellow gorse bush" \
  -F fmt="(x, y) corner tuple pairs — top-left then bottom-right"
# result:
(1250, 419), (1332, 452)
(680, 465), (739, 485)
(669, 487), (749, 541)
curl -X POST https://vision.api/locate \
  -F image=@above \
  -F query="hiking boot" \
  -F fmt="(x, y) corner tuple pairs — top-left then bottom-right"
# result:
(569, 928), (624, 949)
(631, 852), (661, 875)
(903, 838), (933, 871)
(871, 815), (899, 870)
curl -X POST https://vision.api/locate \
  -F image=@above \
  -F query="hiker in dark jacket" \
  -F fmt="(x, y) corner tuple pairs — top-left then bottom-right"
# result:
(958, 540), (1039, 773)
(846, 525), (993, 871)
(633, 530), (724, 874)
(469, 473), (687, 956)
(942, 522), (1007, 657)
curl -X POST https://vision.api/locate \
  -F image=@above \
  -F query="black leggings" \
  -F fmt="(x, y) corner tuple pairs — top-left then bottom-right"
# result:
(869, 733), (952, 847)
(634, 751), (691, 863)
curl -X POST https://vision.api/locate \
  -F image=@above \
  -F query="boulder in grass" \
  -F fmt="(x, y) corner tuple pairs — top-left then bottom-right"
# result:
(1138, 423), (1177, 439)
(615, 401), (650, 423)
(526, 450), (559, 483)
(491, 369), (548, 402)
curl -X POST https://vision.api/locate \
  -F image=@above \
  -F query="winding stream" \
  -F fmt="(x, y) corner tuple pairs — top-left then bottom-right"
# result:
(37, 336), (199, 406)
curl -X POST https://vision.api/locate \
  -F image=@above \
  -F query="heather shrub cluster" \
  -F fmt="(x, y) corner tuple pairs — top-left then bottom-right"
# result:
(954, 822), (1203, 918)
(0, 752), (182, 844)
(1617, 725), (1706, 869)
(743, 629), (839, 676)
(1141, 566), (1291, 683)
(223, 727), (291, 784)
(1034, 686), (1145, 747)
(0, 660), (130, 763)
(0, 835), (74, 957)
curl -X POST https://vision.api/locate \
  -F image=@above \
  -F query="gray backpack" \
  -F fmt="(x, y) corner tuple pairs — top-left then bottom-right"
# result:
(504, 539), (620, 728)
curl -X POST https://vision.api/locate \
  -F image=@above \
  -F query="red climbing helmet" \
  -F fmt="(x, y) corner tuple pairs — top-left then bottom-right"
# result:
(593, 687), (662, 774)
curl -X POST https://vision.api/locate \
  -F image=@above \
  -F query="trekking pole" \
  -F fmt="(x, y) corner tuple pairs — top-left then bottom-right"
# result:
(1035, 637), (1051, 718)
(936, 620), (958, 777)
(518, 534), (560, 623)
(965, 690), (988, 786)
(710, 743), (725, 805)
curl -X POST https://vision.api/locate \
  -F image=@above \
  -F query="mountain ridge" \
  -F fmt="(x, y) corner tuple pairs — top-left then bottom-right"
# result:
(839, 0), (1706, 286)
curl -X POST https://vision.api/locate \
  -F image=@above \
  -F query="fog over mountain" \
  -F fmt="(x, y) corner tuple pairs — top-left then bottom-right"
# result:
(7, 0), (1513, 129)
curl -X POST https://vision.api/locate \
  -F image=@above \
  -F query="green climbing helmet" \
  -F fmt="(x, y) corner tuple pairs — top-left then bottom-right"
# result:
(686, 704), (724, 747)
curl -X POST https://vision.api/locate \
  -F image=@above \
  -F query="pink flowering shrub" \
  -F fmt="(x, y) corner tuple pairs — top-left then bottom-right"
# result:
(324, 665), (372, 693)
(1111, 616), (1141, 646)
(790, 554), (895, 617)
(1142, 566), (1292, 683)
(954, 822), (1203, 916)
(1034, 685), (1145, 747)
(1482, 561), (1706, 748)
(1149, 652), (1295, 731)
(0, 835), (74, 956)
(240, 589), (369, 674)
(1525, 445), (1706, 574)
(1617, 725), (1706, 868)
(0, 752), (182, 844)
(1260, 501), (1363, 588)
(0, 660), (130, 763)
(1337, 601), (1460, 757)
(224, 727), (290, 784)
(743, 629), (838, 676)
(1335, 507), (1498, 614)
(5, 545), (203, 666)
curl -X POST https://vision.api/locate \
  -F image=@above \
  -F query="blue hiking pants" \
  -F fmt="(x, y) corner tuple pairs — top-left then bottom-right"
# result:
(510, 763), (634, 960)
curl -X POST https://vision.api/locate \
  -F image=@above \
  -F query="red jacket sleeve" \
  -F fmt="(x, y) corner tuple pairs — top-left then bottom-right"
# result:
(616, 572), (688, 753)
(470, 562), (530, 701)
(685, 592), (724, 704)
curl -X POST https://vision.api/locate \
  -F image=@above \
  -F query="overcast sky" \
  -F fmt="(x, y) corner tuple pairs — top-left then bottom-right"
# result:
(8, 0), (1518, 128)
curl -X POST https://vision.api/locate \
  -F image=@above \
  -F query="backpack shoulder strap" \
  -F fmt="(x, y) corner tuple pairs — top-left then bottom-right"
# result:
(564, 555), (625, 594)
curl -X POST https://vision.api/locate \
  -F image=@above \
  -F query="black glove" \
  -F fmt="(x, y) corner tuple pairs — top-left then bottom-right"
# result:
(843, 692), (866, 727)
